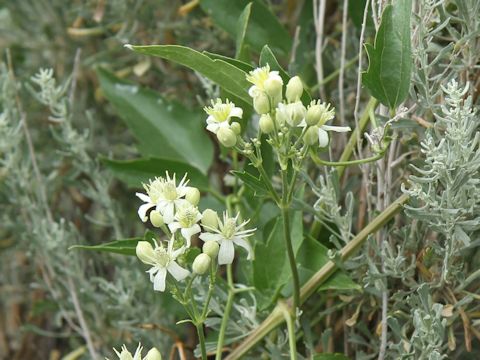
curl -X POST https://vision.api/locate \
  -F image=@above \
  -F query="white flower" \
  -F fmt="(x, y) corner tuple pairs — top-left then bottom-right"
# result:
(199, 213), (255, 265)
(136, 177), (164, 222)
(246, 64), (283, 98)
(276, 101), (306, 127)
(136, 238), (190, 292)
(204, 98), (243, 134)
(168, 203), (202, 247)
(109, 343), (143, 360)
(156, 172), (190, 224)
(299, 101), (350, 147)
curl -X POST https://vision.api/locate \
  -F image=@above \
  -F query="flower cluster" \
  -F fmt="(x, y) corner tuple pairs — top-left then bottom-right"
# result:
(108, 343), (162, 360)
(203, 65), (350, 151)
(135, 172), (255, 292)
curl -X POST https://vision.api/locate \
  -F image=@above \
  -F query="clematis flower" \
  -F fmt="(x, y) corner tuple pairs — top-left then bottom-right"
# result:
(168, 203), (202, 247)
(203, 98), (243, 134)
(155, 172), (190, 224)
(108, 343), (162, 360)
(199, 212), (255, 265)
(136, 238), (190, 292)
(136, 177), (164, 222)
(246, 64), (283, 99)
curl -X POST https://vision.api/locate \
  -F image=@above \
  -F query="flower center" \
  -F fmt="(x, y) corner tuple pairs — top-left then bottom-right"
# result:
(163, 182), (178, 201)
(178, 207), (198, 228)
(246, 65), (271, 89)
(222, 218), (237, 239)
(154, 248), (171, 267)
(145, 178), (164, 203)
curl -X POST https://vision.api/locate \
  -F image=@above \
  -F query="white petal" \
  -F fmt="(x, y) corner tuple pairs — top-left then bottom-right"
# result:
(153, 267), (167, 292)
(321, 125), (351, 132)
(218, 240), (235, 265)
(181, 224), (201, 247)
(167, 261), (190, 281)
(136, 192), (151, 202)
(138, 203), (155, 222)
(162, 202), (175, 224)
(233, 237), (254, 260)
(298, 119), (307, 128)
(230, 107), (243, 119)
(206, 123), (219, 134)
(199, 233), (223, 242)
(168, 222), (181, 233)
(318, 128), (329, 148)
(248, 86), (260, 97)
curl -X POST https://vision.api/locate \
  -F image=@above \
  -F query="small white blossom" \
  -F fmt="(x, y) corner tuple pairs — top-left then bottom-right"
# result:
(204, 98), (243, 134)
(199, 213), (255, 265)
(136, 238), (190, 292)
(246, 64), (283, 98)
(108, 343), (162, 360)
(135, 177), (164, 222)
(168, 203), (202, 247)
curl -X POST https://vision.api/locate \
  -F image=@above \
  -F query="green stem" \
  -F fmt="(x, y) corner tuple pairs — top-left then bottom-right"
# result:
(224, 195), (409, 360)
(279, 302), (298, 360)
(281, 201), (300, 311)
(215, 264), (235, 360)
(196, 323), (208, 360)
(254, 158), (281, 205)
(310, 148), (387, 167)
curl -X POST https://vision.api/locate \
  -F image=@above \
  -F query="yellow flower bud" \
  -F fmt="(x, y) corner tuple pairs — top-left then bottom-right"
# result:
(203, 241), (219, 258)
(306, 104), (322, 126)
(185, 187), (200, 205)
(264, 77), (283, 100)
(304, 126), (319, 146)
(136, 241), (155, 264)
(201, 209), (218, 229)
(150, 210), (164, 228)
(217, 127), (237, 147)
(192, 253), (211, 275)
(253, 92), (270, 114)
(259, 114), (275, 133)
(230, 122), (242, 135)
(285, 76), (303, 103)
(144, 348), (162, 360)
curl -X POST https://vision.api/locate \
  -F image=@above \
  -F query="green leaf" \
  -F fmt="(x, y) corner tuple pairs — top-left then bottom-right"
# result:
(102, 157), (210, 190)
(199, 0), (291, 55)
(362, 0), (412, 109)
(297, 236), (361, 292)
(125, 45), (251, 105)
(231, 170), (269, 197)
(235, 3), (252, 59)
(313, 354), (350, 360)
(203, 51), (254, 73)
(69, 237), (147, 256)
(97, 68), (213, 173)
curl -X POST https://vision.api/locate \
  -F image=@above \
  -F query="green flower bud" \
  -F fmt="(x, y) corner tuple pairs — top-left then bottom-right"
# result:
(144, 348), (162, 360)
(288, 102), (306, 127)
(304, 126), (319, 146)
(306, 103), (322, 126)
(185, 187), (200, 206)
(136, 241), (155, 264)
(203, 241), (219, 258)
(259, 114), (275, 133)
(264, 77), (283, 100)
(217, 127), (237, 147)
(285, 76), (303, 103)
(149, 210), (164, 228)
(192, 253), (211, 275)
(253, 93), (270, 114)
(201, 209), (218, 229)
(230, 122), (242, 135)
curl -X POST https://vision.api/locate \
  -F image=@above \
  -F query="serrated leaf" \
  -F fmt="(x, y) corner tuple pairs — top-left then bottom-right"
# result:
(199, 0), (291, 55)
(97, 69), (213, 173)
(126, 45), (251, 105)
(362, 0), (412, 109)
(102, 157), (210, 190)
(69, 238), (147, 256)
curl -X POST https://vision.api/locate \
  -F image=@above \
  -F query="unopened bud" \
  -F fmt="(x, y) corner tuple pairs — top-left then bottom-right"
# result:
(306, 104), (322, 126)
(136, 241), (155, 264)
(286, 102), (306, 127)
(203, 241), (219, 258)
(192, 253), (211, 275)
(144, 348), (162, 360)
(201, 209), (218, 229)
(259, 114), (275, 133)
(264, 77), (283, 100)
(217, 127), (237, 147)
(150, 210), (164, 228)
(285, 76), (303, 103)
(230, 122), (242, 135)
(304, 126), (319, 146)
(185, 187), (200, 205)
(253, 93), (270, 114)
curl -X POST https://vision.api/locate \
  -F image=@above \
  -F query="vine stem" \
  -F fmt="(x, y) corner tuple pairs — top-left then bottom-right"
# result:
(196, 324), (208, 360)
(224, 194), (409, 359)
(279, 301), (298, 360)
(215, 264), (235, 360)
